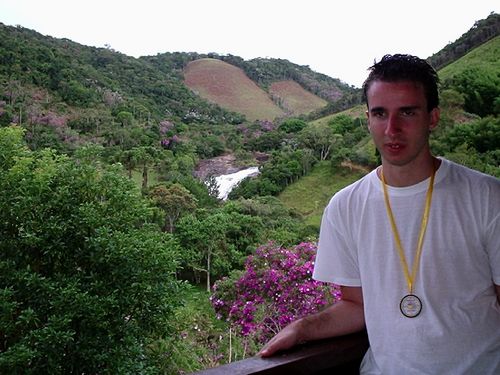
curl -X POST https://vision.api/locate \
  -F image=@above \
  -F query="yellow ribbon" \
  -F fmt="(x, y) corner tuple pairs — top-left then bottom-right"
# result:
(380, 169), (435, 294)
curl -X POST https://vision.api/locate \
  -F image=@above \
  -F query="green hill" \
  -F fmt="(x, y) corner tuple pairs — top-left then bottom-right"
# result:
(427, 12), (499, 70)
(438, 36), (500, 81)
(278, 161), (365, 228)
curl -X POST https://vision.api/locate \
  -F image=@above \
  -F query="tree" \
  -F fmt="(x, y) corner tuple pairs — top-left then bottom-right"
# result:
(278, 118), (307, 133)
(176, 212), (233, 292)
(176, 209), (263, 292)
(0, 126), (184, 373)
(131, 146), (160, 192)
(449, 67), (500, 117)
(298, 123), (338, 161)
(149, 183), (197, 233)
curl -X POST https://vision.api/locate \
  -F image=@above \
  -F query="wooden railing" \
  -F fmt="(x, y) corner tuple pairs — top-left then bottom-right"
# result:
(192, 331), (369, 375)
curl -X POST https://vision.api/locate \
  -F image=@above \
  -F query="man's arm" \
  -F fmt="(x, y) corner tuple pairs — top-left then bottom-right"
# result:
(258, 286), (365, 357)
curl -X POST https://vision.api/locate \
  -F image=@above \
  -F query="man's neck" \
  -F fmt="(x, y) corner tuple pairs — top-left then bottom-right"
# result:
(378, 156), (440, 187)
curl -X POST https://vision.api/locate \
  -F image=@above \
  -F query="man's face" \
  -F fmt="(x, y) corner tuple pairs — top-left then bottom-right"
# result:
(366, 80), (440, 168)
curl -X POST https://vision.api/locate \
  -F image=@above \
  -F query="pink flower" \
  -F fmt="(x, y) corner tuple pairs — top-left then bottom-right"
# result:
(211, 241), (341, 342)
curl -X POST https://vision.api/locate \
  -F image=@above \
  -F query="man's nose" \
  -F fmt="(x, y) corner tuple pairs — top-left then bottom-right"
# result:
(385, 114), (401, 136)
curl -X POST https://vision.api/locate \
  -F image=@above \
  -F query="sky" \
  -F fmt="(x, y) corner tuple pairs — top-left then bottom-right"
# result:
(0, 0), (498, 88)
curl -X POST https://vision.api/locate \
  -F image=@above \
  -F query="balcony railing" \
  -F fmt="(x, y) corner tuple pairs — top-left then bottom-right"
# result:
(192, 330), (369, 375)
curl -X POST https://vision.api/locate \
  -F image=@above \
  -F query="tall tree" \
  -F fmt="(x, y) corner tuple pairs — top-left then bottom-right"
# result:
(149, 183), (197, 233)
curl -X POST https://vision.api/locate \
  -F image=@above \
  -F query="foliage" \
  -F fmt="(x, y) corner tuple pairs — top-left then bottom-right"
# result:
(223, 196), (306, 246)
(175, 208), (264, 291)
(427, 12), (499, 70)
(0, 126), (185, 374)
(149, 183), (198, 232)
(0, 23), (239, 126)
(210, 242), (341, 345)
(278, 118), (307, 133)
(445, 66), (500, 117)
(229, 148), (318, 199)
(298, 122), (339, 161)
(150, 286), (259, 373)
(431, 116), (500, 177)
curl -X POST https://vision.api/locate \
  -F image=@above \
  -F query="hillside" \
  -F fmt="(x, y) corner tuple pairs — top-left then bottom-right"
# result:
(310, 104), (367, 127)
(183, 58), (329, 121)
(184, 58), (285, 122)
(428, 12), (499, 70)
(278, 161), (365, 227)
(438, 35), (500, 81)
(269, 80), (328, 115)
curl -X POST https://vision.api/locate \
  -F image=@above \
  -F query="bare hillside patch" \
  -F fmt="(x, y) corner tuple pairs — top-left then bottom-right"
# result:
(269, 80), (328, 115)
(184, 58), (284, 121)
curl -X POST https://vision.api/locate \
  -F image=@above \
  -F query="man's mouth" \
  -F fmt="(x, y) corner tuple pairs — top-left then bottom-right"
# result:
(386, 143), (403, 150)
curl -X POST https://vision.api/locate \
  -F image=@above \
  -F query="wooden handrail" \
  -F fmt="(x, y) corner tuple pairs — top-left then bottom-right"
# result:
(192, 331), (369, 375)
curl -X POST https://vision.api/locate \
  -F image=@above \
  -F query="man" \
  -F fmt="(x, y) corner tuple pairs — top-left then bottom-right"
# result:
(259, 54), (500, 374)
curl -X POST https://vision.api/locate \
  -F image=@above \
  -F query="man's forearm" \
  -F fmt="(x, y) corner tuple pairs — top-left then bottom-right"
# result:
(295, 298), (365, 343)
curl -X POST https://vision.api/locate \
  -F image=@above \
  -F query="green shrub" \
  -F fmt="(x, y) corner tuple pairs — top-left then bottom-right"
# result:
(0, 126), (185, 374)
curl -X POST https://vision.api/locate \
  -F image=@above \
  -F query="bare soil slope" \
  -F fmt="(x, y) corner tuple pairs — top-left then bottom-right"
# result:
(269, 80), (328, 115)
(184, 58), (285, 121)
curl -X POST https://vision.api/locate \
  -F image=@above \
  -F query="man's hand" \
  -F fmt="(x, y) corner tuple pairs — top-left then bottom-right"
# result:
(258, 286), (365, 358)
(258, 320), (303, 357)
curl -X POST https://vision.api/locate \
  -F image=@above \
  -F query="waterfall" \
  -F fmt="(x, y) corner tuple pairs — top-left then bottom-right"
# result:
(215, 167), (260, 200)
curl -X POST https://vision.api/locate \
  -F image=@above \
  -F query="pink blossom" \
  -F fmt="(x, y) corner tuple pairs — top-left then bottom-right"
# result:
(211, 241), (341, 342)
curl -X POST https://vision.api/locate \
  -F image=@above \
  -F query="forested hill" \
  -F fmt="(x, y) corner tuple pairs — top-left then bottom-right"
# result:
(427, 12), (499, 70)
(0, 12), (497, 155)
(0, 23), (246, 125)
(142, 52), (359, 105)
(0, 22), (358, 128)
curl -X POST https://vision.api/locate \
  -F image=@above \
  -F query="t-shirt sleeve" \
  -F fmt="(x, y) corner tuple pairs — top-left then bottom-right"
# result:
(488, 211), (500, 285)
(313, 197), (361, 286)
(484, 175), (500, 285)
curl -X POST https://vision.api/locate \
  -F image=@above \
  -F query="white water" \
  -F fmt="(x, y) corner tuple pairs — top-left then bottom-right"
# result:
(215, 167), (260, 200)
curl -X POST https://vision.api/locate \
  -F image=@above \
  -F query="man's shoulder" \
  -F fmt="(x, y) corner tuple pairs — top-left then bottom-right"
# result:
(327, 170), (377, 207)
(441, 158), (499, 187)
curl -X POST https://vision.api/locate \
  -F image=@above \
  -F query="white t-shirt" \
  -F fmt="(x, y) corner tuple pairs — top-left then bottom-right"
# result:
(313, 158), (500, 375)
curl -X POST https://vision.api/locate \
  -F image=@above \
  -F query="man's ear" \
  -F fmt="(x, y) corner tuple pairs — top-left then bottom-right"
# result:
(365, 110), (371, 131)
(429, 107), (440, 131)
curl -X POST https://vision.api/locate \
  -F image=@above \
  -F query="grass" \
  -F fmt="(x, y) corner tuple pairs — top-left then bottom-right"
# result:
(269, 80), (328, 115)
(278, 161), (366, 228)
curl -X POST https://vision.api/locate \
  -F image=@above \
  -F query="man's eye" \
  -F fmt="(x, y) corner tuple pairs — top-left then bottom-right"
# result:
(373, 111), (385, 118)
(402, 110), (415, 116)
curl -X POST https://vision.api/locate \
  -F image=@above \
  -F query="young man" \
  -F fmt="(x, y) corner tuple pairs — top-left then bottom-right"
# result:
(259, 54), (500, 374)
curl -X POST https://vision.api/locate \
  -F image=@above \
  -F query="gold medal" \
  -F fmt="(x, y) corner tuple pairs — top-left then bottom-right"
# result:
(381, 167), (435, 318)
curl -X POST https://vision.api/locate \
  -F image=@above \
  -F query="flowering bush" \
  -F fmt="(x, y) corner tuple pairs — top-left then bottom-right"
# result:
(210, 241), (341, 343)
(159, 120), (175, 135)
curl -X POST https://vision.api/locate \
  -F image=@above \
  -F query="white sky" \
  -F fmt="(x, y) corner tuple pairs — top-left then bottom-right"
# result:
(0, 0), (498, 88)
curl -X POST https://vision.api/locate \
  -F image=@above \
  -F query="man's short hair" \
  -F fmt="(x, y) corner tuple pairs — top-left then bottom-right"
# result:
(362, 54), (440, 111)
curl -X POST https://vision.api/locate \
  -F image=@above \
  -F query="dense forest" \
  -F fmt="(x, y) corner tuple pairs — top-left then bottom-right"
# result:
(0, 13), (499, 374)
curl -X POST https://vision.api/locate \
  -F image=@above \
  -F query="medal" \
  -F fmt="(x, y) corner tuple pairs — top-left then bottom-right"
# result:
(381, 167), (436, 318)
(400, 294), (422, 318)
